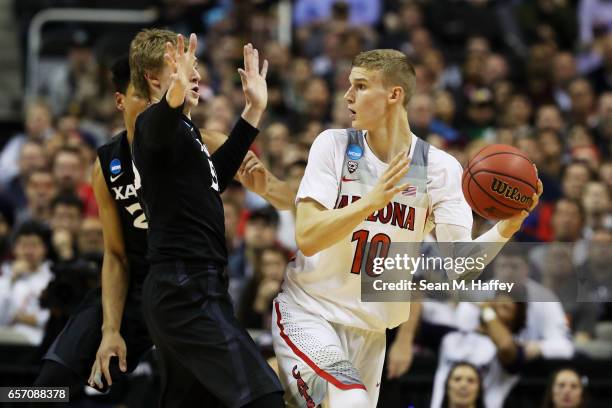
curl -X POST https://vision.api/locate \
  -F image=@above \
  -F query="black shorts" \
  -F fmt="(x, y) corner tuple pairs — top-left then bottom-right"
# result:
(142, 261), (283, 408)
(43, 288), (153, 380)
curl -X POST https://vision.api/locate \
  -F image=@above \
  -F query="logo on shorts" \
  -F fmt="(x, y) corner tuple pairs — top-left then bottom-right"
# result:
(110, 159), (122, 175)
(348, 160), (358, 173)
(292, 365), (315, 408)
(346, 144), (363, 161)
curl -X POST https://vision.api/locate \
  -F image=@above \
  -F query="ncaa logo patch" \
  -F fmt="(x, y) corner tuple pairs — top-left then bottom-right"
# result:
(348, 160), (358, 173)
(110, 159), (122, 175)
(346, 144), (363, 161)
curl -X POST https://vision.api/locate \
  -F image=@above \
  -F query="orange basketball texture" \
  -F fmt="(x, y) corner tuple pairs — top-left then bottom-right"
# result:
(462, 144), (538, 220)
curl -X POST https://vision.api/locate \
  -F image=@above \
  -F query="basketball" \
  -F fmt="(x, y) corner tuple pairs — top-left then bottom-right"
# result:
(462, 144), (538, 220)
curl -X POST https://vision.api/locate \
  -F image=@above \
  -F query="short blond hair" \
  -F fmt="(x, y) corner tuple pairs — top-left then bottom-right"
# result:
(352, 49), (416, 108)
(129, 28), (177, 100)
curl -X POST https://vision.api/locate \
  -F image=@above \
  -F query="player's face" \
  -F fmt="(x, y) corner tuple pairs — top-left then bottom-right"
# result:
(184, 59), (201, 108)
(344, 67), (392, 130)
(158, 58), (201, 109)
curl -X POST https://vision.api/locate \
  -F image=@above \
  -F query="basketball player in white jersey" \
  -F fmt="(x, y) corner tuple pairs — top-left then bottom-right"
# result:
(271, 49), (543, 408)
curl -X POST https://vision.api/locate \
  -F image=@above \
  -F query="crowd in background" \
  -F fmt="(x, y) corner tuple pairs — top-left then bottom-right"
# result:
(0, 0), (611, 406)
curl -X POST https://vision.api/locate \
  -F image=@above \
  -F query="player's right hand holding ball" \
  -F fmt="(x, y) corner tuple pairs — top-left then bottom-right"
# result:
(461, 144), (543, 238)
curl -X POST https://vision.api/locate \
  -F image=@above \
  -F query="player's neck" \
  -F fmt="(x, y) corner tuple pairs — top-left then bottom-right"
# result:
(366, 110), (412, 163)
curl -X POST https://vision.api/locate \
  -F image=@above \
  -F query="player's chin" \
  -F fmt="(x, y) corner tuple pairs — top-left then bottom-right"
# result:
(186, 93), (200, 107)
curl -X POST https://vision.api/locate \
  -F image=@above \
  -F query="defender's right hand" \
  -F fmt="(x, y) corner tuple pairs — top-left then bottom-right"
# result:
(88, 331), (127, 389)
(364, 151), (410, 212)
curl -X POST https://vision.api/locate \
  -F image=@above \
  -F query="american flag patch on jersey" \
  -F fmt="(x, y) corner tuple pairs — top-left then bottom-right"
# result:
(401, 185), (417, 196)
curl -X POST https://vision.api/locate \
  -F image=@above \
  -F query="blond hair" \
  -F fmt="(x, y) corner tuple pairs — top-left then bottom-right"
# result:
(352, 49), (416, 108)
(129, 28), (177, 100)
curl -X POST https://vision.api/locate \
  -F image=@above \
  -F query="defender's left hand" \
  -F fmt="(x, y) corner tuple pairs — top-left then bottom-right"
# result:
(237, 151), (268, 196)
(238, 43), (268, 114)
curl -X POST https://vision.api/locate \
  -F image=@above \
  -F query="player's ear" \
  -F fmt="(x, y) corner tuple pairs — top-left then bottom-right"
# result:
(144, 71), (161, 92)
(115, 92), (125, 112)
(389, 86), (404, 106)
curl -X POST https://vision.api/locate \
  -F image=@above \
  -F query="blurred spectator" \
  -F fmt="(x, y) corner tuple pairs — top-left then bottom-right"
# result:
(262, 123), (290, 178)
(579, 0), (612, 46)
(0, 221), (52, 345)
(541, 367), (589, 408)
(431, 291), (528, 408)
(439, 362), (485, 408)
(0, 196), (15, 262)
(52, 146), (97, 217)
(77, 217), (103, 256)
(227, 206), (280, 305)
(493, 247), (575, 360)
(536, 105), (566, 133)
(568, 78), (597, 127)
(463, 88), (497, 141)
(293, 0), (382, 28)
(540, 244), (600, 341)
(49, 194), (84, 263)
(561, 162), (592, 201)
(41, 31), (99, 117)
(239, 246), (288, 330)
(0, 100), (54, 187)
(552, 52), (578, 112)
(588, 35), (612, 93)
(17, 168), (57, 226)
(517, 0), (577, 50)
(409, 93), (459, 144)
(4, 140), (47, 210)
(581, 181), (612, 234)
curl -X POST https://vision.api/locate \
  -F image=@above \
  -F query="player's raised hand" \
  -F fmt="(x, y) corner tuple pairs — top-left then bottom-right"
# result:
(165, 33), (197, 108)
(364, 151), (410, 212)
(238, 43), (269, 128)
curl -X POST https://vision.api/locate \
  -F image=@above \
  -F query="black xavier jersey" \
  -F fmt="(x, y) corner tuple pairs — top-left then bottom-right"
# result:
(97, 131), (148, 293)
(132, 97), (257, 265)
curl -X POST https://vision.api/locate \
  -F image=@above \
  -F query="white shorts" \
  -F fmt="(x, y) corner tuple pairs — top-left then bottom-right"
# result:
(271, 294), (386, 408)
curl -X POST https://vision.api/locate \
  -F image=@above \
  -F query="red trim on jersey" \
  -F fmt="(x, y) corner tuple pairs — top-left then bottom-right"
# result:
(274, 301), (367, 391)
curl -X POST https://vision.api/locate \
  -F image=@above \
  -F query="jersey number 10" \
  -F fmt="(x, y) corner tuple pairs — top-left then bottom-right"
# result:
(350, 230), (391, 277)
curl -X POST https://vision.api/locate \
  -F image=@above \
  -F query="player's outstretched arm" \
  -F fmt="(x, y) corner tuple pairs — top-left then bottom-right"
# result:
(88, 159), (129, 389)
(296, 152), (410, 256)
(208, 44), (268, 191)
(435, 177), (543, 280)
(201, 129), (294, 210)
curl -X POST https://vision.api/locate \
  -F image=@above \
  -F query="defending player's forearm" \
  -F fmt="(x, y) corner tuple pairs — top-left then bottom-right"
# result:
(296, 198), (377, 257)
(211, 118), (258, 191)
(100, 251), (129, 333)
(261, 173), (295, 211)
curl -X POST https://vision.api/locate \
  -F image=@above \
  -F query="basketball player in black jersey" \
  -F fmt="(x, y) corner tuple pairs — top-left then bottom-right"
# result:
(34, 56), (293, 398)
(130, 30), (285, 407)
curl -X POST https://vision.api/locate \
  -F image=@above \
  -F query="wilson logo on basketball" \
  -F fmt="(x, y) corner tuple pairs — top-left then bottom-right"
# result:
(490, 178), (533, 206)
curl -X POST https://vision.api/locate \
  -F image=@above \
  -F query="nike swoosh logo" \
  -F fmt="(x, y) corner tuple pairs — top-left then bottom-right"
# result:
(341, 176), (357, 182)
(110, 173), (123, 182)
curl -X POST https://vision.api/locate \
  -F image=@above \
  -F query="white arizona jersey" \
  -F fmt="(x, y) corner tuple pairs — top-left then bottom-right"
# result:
(282, 128), (472, 332)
